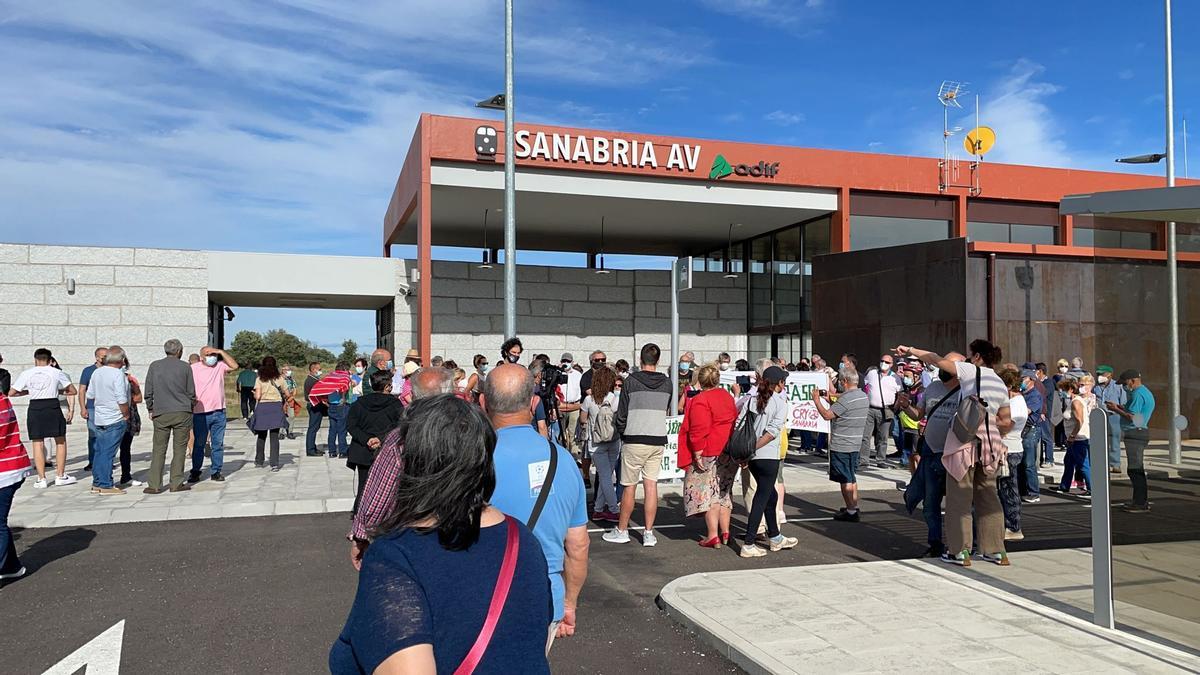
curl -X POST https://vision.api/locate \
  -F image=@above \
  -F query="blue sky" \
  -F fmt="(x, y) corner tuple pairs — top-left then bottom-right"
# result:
(1, 1), (1195, 350)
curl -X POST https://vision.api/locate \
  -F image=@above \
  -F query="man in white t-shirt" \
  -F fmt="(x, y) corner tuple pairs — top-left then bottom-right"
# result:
(8, 348), (78, 488)
(860, 354), (903, 468)
(86, 346), (131, 495)
(556, 353), (584, 466)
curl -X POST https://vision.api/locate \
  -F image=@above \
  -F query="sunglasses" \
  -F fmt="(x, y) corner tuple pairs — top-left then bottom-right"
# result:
(592, 358), (606, 365)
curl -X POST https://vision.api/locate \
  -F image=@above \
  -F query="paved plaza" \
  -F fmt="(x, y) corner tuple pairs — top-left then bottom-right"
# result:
(660, 548), (1200, 675)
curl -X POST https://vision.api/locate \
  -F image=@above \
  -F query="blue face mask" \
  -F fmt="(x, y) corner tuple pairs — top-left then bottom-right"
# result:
(678, 362), (691, 372)
(385, 360), (394, 370)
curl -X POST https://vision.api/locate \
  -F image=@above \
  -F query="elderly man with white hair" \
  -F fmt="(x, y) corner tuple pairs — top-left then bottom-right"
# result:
(87, 346), (132, 495)
(143, 339), (197, 494)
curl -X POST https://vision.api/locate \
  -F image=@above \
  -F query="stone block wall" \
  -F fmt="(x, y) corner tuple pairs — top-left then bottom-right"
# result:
(0, 243), (209, 408)
(426, 260), (748, 367)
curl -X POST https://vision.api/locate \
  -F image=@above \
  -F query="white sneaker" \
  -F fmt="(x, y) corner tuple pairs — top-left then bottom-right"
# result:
(642, 530), (657, 547)
(602, 528), (630, 544)
(769, 535), (798, 551)
(55, 474), (78, 486)
(739, 543), (767, 558)
(33, 478), (49, 489)
(128, 479), (146, 487)
(0, 566), (26, 580)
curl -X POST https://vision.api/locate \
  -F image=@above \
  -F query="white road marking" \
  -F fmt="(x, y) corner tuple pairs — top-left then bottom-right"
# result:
(44, 620), (124, 675)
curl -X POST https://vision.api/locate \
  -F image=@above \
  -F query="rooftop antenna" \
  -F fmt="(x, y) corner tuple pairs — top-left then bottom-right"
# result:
(937, 81), (985, 195)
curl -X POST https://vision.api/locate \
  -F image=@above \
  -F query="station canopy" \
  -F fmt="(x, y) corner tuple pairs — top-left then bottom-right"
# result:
(1061, 184), (1200, 224)
(392, 163), (838, 256)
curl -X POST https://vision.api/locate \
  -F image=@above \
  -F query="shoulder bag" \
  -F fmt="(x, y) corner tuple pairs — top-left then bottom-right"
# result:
(453, 515), (521, 675)
(951, 365), (987, 445)
(526, 439), (558, 531)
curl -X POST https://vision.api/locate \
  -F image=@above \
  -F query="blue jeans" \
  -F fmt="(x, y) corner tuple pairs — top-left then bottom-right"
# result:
(1021, 428), (1041, 497)
(191, 411), (226, 476)
(306, 405), (325, 454)
(919, 441), (946, 550)
(327, 403), (349, 457)
(1105, 414), (1123, 469)
(0, 480), (22, 575)
(1039, 419), (1054, 464)
(90, 419), (127, 489)
(87, 414), (97, 466)
(1059, 439), (1092, 491)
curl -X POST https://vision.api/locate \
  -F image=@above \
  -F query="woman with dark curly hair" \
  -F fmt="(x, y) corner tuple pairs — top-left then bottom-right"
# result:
(331, 395), (552, 674)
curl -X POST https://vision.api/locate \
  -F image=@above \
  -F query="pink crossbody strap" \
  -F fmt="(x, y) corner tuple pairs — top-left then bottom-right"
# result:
(454, 516), (520, 675)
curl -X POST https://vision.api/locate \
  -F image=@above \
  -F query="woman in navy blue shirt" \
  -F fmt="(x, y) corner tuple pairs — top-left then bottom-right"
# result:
(331, 395), (552, 674)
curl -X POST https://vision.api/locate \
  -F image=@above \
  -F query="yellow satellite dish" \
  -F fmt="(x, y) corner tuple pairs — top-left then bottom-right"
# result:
(964, 126), (996, 156)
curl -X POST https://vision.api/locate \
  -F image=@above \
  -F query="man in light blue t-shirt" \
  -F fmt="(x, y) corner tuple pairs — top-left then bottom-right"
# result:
(481, 363), (589, 650)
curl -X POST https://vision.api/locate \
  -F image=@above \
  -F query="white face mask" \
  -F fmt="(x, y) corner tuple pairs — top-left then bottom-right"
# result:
(879, 361), (891, 371)
(1059, 366), (1069, 374)
(204, 355), (219, 367)
(1097, 376), (1109, 385)
(314, 370), (323, 377)
(719, 362), (732, 371)
(355, 366), (364, 374)
(284, 370), (292, 377)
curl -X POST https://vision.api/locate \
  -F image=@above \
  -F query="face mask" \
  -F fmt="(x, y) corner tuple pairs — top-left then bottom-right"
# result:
(355, 366), (364, 374)
(938, 370), (954, 383)
(121, 366), (128, 374)
(880, 361), (891, 371)
(315, 370), (323, 377)
(1020, 381), (1030, 392)
(385, 360), (394, 370)
(478, 363), (488, 371)
(284, 370), (292, 377)
(1080, 385), (1091, 395)
(204, 355), (219, 367)
(1097, 376), (1109, 385)
(678, 362), (691, 372)
(1059, 366), (1069, 374)
(1124, 384), (1134, 393)
(902, 376), (914, 387)
(838, 362), (846, 371)
(720, 362), (732, 371)
(834, 380), (845, 393)
(505, 353), (520, 364)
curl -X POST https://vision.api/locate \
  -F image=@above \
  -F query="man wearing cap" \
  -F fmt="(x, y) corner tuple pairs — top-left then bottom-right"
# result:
(556, 353), (584, 467)
(1018, 365), (1045, 503)
(1111, 370), (1155, 512)
(1093, 365), (1127, 474)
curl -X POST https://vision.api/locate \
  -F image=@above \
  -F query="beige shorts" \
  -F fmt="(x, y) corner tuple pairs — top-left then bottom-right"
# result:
(620, 443), (664, 485)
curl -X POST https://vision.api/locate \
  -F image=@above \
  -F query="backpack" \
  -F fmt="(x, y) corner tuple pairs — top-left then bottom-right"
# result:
(723, 398), (759, 463)
(590, 395), (616, 444)
(951, 364), (989, 444)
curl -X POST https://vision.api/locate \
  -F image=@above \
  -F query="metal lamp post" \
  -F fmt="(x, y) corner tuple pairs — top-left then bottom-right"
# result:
(1164, 0), (1182, 463)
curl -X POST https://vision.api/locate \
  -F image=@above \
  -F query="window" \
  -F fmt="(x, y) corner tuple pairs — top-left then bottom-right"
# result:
(773, 226), (801, 325)
(1074, 216), (1159, 250)
(749, 236), (772, 328)
(968, 221), (1056, 245)
(849, 215), (951, 251)
(1177, 223), (1200, 253)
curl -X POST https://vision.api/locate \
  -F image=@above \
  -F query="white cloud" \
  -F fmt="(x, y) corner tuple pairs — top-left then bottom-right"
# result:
(697, 0), (826, 30)
(765, 110), (805, 126)
(969, 59), (1069, 167)
(0, 1), (709, 256)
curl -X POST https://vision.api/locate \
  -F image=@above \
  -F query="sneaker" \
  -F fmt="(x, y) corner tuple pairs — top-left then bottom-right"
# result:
(602, 529), (631, 544)
(1123, 503), (1151, 513)
(1109, 467), (1122, 474)
(642, 530), (658, 547)
(53, 474), (77, 486)
(1022, 495), (1041, 504)
(1038, 461), (1047, 469)
(0, 566), (27, 580)
(832, 508), (860, 522)
(187, 471), (201, 484)
(270, 466), (281, 472)
(739, 543), (767, 558)
(591, 511), (607, 522)
(1004, 529), (1024, 541)
(210, 473), (224, 482)
(129, 479), (146, 487)
(601, 510), (620, 523)
(769, 535), (798, 551)
(83, 463), (93, 472)
(941, 549), (972, 567)
(33, 477), (49, 489)
(982, 551), (1011, 566)
(254, 462), (265, 468)
(1080, 490), (1092, 498)
(922, 545), (945, 558)
(94, 486), (126, 495)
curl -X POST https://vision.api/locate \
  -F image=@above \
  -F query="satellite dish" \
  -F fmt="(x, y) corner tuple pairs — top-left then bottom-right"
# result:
(964, 126), (996, 156)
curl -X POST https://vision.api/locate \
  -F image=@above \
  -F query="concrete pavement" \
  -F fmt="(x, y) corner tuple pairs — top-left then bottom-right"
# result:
(659, 548), (1200, 675)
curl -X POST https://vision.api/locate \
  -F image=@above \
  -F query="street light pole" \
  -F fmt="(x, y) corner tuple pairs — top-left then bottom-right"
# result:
(1165, 0), (1182, 463)
(503, 0), (517, 339)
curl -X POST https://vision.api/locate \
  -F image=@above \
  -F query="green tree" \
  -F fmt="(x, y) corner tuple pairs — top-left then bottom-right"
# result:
(229, 330), (266, 368)
(264, 328), (308, 368)
(337, 339), (359, 366)
(306, 345), (337, 364)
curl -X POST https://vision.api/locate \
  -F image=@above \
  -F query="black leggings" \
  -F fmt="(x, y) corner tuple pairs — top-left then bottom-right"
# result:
(745, 459), (781, 545)
(255, 429), (280, 467)
(352, 464), (370, 515)
(119, 432), (134, 482)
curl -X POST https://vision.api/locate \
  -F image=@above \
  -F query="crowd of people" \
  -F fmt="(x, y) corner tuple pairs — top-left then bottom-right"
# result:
(0, 334), (1160, 669)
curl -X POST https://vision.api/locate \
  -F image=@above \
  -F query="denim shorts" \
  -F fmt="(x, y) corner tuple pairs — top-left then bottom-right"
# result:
(829, 452), (858, 484)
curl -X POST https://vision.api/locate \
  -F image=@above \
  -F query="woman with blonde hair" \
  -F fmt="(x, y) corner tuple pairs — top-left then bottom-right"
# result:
(678, 363), (738, 548)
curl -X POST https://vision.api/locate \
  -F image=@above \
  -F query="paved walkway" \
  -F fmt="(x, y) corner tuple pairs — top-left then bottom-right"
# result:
(659, 547), (1200, 675)
(10, 425), (357, 528)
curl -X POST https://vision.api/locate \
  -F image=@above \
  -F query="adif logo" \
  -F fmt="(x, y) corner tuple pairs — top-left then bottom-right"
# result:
(709, 153), (780, 180)
(475, 126), (498, 158)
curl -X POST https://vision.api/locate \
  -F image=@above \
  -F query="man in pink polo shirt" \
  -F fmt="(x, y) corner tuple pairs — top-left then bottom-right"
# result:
(189, 346), (238, 483)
